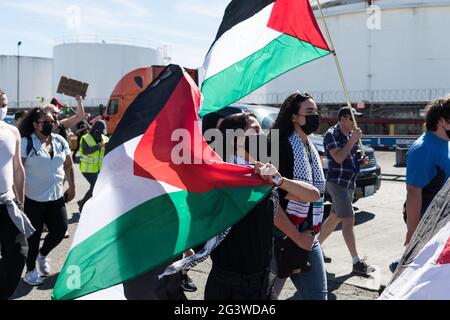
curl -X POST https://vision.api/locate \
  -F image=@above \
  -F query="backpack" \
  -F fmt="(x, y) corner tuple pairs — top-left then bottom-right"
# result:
(25, 134), (66, 157)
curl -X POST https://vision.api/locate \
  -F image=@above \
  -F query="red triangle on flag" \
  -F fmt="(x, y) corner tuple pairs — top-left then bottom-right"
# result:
(133, 70), (270, 193)
(267, 0), (330, 51)
(436, 236), (450, 265)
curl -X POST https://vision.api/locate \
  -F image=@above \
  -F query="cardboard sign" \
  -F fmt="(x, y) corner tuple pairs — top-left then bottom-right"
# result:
(57, 76), (89, 98)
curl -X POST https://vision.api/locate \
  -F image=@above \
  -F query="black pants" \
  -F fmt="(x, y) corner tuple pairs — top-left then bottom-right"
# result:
(24, 197), (67, 271)
(123, 258), (187, 300)
(204, 265), (272, 300)
(80, 172), (98, 208)
(0, 204), (28, 300)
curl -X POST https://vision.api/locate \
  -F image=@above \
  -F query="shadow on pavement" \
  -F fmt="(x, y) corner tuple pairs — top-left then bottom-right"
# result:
(333, 210), (376, 231)
(37, 273), (60, 291)
(11, 273), (61, 299)
(11, 279), (33, 299)
(326, 272), (354, 300)
(68, 212), (81, 224)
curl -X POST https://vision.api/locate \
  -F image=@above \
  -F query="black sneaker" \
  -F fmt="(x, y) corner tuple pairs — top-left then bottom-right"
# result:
(181, 274), (197, 292)
(389, 259), (400, 273)
(322, 252), (332, 263)
(352, 259), (375, 275)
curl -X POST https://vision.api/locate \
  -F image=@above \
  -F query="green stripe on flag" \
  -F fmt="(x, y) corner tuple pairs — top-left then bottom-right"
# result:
(200, 34), (331, 117)
(52, 185), (271, 300)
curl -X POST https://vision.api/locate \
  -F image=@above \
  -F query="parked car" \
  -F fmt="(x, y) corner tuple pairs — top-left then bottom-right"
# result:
(4, 114), (16, 126)
(205, 103), (381, 204)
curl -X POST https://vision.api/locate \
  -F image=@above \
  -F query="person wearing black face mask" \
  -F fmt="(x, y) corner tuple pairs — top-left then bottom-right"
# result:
(269, 92), (328, 300)
(17, 107), (75, 286)
(78, 120), (109, 212)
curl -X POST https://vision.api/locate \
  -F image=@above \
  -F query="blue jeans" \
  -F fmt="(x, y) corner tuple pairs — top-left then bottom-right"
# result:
(271, 233), (328, 300)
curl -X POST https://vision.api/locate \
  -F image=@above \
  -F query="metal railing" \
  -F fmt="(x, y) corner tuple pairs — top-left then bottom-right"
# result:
(10, 88), (450, 109)
(239, 88), (450, 105)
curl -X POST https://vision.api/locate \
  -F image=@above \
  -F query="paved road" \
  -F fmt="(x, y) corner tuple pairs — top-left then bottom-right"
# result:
(12, 151), (407, 300)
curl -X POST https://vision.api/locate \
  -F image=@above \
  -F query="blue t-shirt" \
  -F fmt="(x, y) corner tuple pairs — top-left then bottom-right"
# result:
(406, 132), (450, 189)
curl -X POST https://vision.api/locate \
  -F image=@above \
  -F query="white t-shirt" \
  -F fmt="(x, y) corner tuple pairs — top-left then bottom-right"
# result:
(21, 133), (71, 202)
(0, 122), (16, 194)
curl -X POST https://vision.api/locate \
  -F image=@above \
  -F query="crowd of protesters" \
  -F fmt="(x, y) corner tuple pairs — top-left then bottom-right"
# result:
(1, 87), (449, 300)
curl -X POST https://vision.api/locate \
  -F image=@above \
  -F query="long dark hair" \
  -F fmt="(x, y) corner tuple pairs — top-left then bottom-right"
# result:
(18, 107), (50, 137)
(217, 112), (257, 160)
(271, 92), (313, 139)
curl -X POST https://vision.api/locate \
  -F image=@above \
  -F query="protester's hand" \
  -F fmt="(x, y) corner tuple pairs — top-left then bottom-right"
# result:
(404, 231), (413, 247)
(66, 187), (76, 203)
(75, 95), (82, 103)
(295, 230), (315, 251)
(254, 162), (281, 185)
(13, 198), (25, 212)
(360, 155), (369, 166)
(183, 249), (195, 257)
(350, 128), (363, 144)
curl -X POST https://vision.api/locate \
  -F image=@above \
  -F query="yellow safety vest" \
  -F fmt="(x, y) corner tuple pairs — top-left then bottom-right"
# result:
(79, 134), (109, 173)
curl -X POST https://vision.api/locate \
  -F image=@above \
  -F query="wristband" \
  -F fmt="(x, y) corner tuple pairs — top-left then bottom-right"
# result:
(273, 176), (284, 187)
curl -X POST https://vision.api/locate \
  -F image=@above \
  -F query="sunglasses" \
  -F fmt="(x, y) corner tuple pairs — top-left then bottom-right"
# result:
(36, 120), (56, 125)
(292, 92), (314, 107)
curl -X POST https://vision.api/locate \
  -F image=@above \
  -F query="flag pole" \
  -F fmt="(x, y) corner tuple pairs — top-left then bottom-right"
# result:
(315, 0), (365, 156)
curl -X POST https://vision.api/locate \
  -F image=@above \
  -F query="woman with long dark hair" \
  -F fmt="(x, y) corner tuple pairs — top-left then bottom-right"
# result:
(203, 112), (320, 300)
(270, 92), (328, 300)
(18, 107), (76, 286)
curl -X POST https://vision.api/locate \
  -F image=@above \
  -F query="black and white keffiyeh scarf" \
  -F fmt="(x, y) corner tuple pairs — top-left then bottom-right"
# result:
(286, 133), (325, 232)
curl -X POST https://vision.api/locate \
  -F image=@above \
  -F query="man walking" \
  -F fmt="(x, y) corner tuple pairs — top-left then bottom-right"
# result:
(318, 106), (375, 275)
(404, 96), (450, 244)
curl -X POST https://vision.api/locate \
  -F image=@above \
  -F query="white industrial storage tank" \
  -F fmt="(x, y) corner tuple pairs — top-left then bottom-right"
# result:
(0, 55), (53, 108)
(244, 0), (450, 105)
(53, 36), (167, 106)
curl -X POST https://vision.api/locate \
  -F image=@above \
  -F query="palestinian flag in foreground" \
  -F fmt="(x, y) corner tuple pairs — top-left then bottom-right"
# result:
(52, 65), (272, 300)
(200, 0), (332, 117)
(380, 179), (450, 300)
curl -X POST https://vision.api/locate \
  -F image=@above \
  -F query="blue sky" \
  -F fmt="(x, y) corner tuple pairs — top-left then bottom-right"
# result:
(0, 0), (231, 68)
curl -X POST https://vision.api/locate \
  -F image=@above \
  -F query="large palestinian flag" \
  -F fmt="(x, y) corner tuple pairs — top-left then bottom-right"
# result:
(52, 65), (272, 300)
(380, 179), (450, 300)
(200, 0), (332, 117)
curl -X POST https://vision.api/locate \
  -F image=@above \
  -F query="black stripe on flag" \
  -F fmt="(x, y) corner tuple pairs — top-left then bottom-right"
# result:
(105, 64), (183, 155)
(207, 0), (275, 54)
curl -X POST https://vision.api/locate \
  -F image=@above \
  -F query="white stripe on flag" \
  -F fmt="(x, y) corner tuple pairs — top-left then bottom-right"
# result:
(202, 3), (281, 81)
(77, 284), (126, 300)
(379, 221), (450, 300)
(72, 135), (182, 248)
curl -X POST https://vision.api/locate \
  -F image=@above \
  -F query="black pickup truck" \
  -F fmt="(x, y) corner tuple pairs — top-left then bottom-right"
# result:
(205, 103), (381, 203)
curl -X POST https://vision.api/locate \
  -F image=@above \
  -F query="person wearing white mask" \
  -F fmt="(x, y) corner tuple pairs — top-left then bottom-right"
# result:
(0, 90), (34, 299)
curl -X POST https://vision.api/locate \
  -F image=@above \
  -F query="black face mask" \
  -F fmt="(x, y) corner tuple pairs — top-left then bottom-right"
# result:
(244, 133), (270, 162)
(92, 130), (102, 142)
(300, 114), (321, 135)
(40, 123), (53, 137)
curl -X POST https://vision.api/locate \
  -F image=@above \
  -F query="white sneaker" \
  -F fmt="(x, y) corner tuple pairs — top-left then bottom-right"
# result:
(24, 270), (44, 286)
(37, 253), (51, 276)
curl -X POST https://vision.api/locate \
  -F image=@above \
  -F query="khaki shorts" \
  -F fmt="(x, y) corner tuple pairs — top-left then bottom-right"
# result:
(327, 181), (355, 218)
